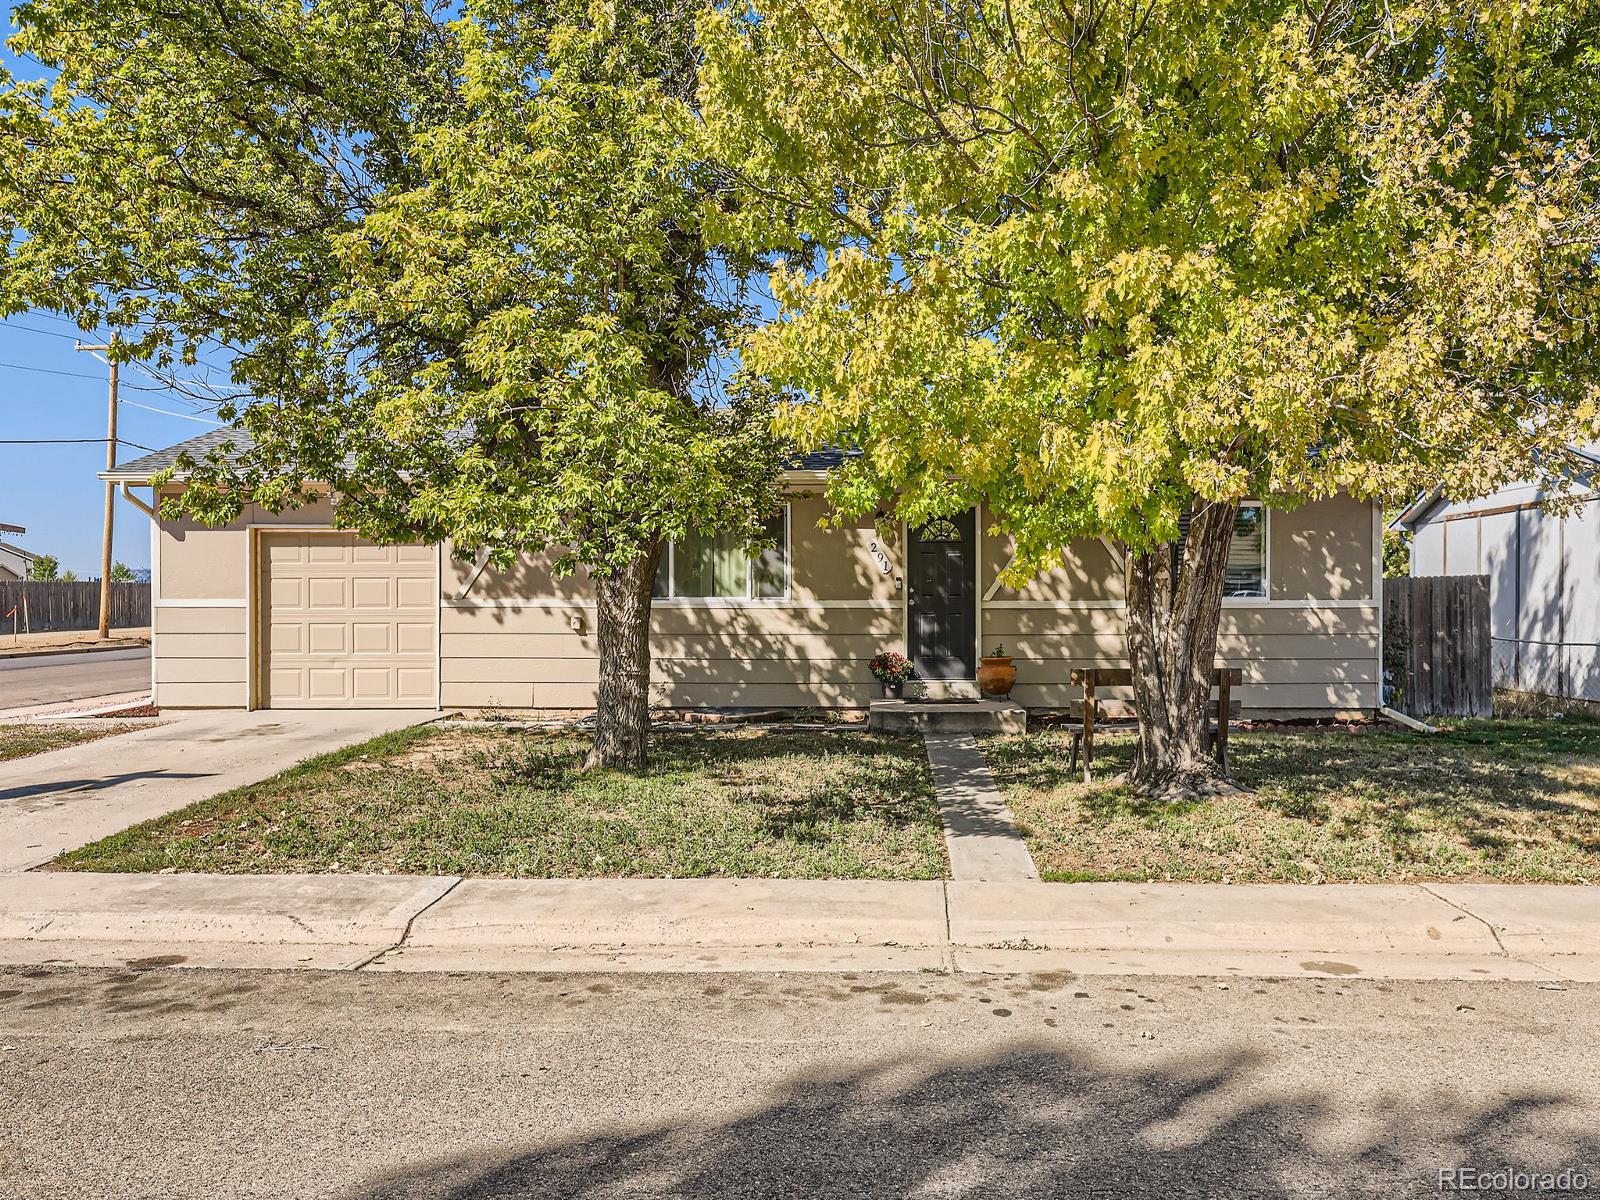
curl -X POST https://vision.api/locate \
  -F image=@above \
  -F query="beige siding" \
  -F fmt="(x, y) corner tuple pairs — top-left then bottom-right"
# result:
(152, 596), (248, 706)
(158, 516), (247, 601)
(445, 494), (891, 605)
(1270, 495), (1375, 601)
(152, 499), (250, 704)
(437, 492), (893, 709)
(976, 498), (1380, 717)
(984, 597), (1379, 717)
(149, 483), (1381, 718)
(789, 496), (898, 602)
(438, 601), (889, 710)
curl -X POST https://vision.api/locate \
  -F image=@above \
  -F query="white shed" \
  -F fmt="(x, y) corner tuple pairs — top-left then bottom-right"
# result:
(1394, 447), (1600, 702)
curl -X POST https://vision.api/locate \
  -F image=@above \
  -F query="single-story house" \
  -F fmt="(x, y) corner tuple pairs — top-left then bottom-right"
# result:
(1393, 445), (1600, 702)
(105, 430), (1384, 717)
(0, 523), (38, 581)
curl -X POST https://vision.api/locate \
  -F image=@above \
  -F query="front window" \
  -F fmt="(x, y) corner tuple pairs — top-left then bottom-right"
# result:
(1225, 505), (1266, 597)
(654, 508), (789, 600)
(1175, 503), (1268, 598)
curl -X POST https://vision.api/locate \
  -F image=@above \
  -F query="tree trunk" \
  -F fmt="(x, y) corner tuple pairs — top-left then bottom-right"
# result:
(1124, 501), (1237, 798)
(584, 542), (664, 772)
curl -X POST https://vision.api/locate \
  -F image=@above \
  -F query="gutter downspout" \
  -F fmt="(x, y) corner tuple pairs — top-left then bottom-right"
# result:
(119, 482), (157, 519)
(1379, 705), (1437, 734)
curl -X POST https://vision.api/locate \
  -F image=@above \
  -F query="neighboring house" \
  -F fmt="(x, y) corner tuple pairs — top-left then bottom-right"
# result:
(0, 523), (37, 581)
(1393, 446), (1600, 702)
(105, 430), (1383, 717)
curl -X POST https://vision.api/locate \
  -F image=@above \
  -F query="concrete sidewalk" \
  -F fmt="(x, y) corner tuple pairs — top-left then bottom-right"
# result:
(0, 873), (1594, 981)
(923, 732), (1038, 881)
(0, 709), (434, 871)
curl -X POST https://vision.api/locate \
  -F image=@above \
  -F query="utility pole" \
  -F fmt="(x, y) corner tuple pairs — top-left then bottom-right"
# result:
(76, 333), (120, 640)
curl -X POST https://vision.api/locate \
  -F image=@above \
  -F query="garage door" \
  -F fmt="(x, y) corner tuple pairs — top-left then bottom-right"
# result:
(259, 531), (437, 708)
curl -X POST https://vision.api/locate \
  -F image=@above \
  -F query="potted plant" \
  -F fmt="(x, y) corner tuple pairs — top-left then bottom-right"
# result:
(977, 643), (1017, 699)
(868, 650), (914, 698)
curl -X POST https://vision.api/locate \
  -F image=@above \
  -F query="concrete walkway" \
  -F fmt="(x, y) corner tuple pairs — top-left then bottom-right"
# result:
(1, 873), (1595, 981)
(0, 709), (434, 871)
(923, 732), (1039, 881)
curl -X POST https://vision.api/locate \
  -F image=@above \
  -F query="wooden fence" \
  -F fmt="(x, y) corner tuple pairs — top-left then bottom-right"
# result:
(0, 581), (151, 633)
(1383, 575), (1492, 717)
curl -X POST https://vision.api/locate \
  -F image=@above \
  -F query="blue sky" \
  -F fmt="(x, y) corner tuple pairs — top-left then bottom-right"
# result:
(0, 15), (790, 577)
(0, 314), (226, 576)
(0, 25), (226, 577)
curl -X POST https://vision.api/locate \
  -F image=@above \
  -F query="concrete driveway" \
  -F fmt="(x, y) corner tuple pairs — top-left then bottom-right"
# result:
(0, 646), (151, 710)
(0, 709), (434, 872)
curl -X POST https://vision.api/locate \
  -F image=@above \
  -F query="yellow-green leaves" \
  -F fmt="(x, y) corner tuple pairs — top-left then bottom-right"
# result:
(702, 0), (1600, 568)
(1, 0), (786, 573)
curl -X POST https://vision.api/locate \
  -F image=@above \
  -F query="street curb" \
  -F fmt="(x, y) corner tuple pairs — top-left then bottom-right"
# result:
(0, 692), (154, 722)
(0, 640), (150, 661)
(1, 875), (1595, 981)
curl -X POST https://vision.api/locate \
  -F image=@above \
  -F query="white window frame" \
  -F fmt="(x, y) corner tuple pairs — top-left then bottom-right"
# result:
(655, 504), (792, 606)
(1220, 501), (1270, 603)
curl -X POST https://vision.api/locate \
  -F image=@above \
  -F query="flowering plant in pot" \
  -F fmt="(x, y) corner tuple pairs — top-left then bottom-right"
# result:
(868, 650), (914, 698)
(977, 643), (1017, 698)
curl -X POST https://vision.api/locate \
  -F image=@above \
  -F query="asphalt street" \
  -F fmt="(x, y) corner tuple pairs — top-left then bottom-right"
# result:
(0, 967), (1595, 1199)
(0, 647), (150, 709)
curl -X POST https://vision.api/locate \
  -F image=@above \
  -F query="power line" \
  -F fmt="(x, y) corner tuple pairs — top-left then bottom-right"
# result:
(0, 320), (83, 342)
(14, 312), (158, 332)
(120, 399), (222, 425)
(0, 360), (106, 381)
(11, 311), (91, 331)
(0, 358), (230, 417)
(0, 437), (157, 451)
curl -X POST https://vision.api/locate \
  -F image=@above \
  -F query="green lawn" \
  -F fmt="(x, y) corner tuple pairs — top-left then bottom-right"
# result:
(984, 717), (1600, 884)
(0, 722), (144, 764)
(57, 726), (947, 879)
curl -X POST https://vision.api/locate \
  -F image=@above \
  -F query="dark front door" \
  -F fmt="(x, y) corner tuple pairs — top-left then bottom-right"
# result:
(908, 510), (976, 680)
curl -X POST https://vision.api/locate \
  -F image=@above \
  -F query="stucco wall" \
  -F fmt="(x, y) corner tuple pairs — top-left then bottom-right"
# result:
(153, 494), (343, 707)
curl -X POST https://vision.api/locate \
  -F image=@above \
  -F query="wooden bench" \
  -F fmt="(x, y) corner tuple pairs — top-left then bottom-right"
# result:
(1065, 667), (1243, 783)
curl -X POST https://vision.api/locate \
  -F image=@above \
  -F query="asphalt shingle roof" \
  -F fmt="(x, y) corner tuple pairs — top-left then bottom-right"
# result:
(108, 428), (255, 479)
(111, 430), (857, 480)
(785, 447), (857, 472)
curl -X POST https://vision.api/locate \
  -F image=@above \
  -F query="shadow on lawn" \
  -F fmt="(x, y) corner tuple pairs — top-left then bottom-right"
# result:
(992, 724), (1600, 863)
(339, 1043), (1600, 1200)
(470, 728), (941, 843)
(1236, 727), (1600, 858)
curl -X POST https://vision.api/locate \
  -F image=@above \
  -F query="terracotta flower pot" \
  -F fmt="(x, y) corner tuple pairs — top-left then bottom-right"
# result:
(977, 655), (1017, 698)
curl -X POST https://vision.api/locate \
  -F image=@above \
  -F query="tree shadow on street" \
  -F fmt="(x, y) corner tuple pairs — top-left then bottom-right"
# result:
(341, 1043), (1597, 1199)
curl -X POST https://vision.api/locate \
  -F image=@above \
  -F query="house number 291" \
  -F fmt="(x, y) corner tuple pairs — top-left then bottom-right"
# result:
(869, 539), (892, 574)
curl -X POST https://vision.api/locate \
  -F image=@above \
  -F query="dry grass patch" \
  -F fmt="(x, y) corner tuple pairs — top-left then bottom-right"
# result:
(984, 717), (1600, 884)
(57, 725), (946, 879)
(0, 722), (145, 764)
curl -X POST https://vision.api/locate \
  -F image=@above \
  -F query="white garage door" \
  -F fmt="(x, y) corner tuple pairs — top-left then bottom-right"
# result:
(259, 531), (437, 709)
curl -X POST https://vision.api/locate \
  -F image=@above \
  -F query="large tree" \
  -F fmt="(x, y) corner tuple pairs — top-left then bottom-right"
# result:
(0, 0), (785, 768)
(701, 0), (1600, 793)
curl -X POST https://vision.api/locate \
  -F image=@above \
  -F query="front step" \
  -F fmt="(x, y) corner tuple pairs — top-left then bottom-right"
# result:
(867, 699), (1027, 736)
(903, 678), (982, 701)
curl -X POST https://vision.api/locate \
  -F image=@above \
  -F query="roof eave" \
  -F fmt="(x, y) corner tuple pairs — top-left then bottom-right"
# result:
(1391, 488), (1447, 532)
(109, 465), (839, 488)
